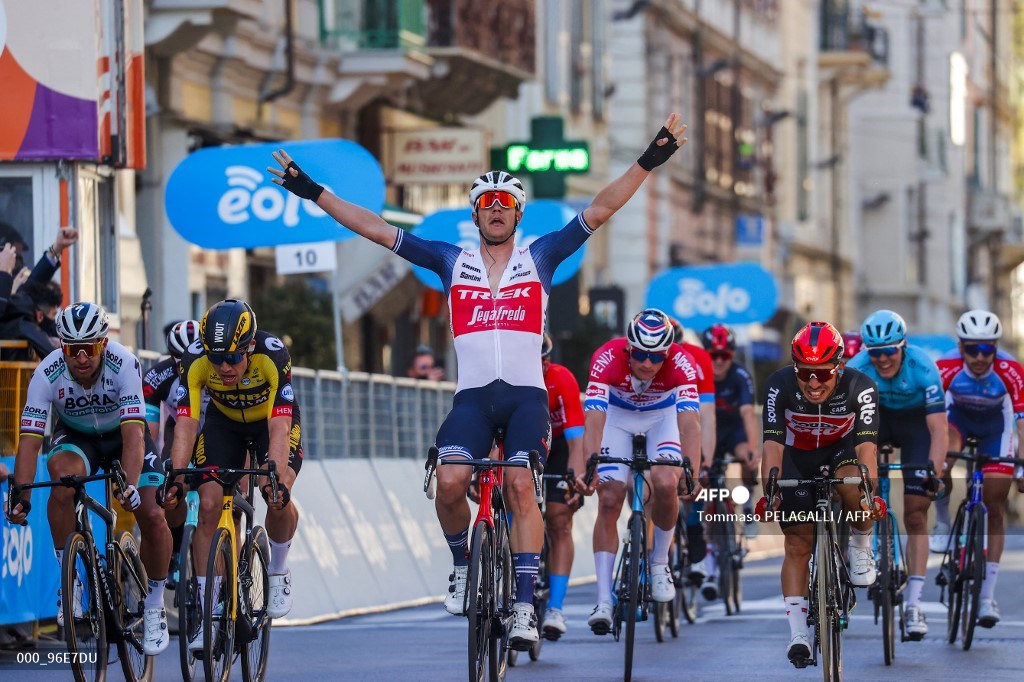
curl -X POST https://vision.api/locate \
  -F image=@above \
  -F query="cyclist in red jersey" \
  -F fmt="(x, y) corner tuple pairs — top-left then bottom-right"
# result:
(539, 334), (584, 638)
(271, 115), (688, 649)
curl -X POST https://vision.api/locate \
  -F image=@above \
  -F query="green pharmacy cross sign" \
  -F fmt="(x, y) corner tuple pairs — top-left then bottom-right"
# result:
(491, 116), (590, 199)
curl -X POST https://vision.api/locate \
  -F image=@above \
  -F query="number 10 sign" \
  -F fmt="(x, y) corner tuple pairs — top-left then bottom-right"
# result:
(275, 241), (337, 275)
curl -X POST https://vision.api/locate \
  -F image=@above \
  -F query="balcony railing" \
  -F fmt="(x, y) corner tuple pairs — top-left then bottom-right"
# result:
(426, 0), (535, 75)
(820, 5), (889, 66)
(321, 0), (426, 52)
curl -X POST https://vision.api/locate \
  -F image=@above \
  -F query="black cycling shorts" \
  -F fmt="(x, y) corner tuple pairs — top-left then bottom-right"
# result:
(544, 435), (583, 508)
(776, 439), (860, 530)
(50, 422), (163, 488)
(193, 405), (303, 476)
(878, 406), (933, 497)
(434, 380), (549, 466)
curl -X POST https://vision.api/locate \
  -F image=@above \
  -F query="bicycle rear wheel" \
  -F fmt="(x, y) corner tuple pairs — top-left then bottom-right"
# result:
(177, 525), (201, 681)
(876, 516), (895, 665)
(466, 524), (491, 682)
(241, 526), (272, 682)
(623, 514), (643, 682)
(62, 532), (107, 682)
(960, 510), (985, 650)
(716, 520), (736, 616)
(114, 531), (152, 681)
(204, 527), (236, 682)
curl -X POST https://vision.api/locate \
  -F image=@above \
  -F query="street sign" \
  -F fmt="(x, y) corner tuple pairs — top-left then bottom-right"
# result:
(275, 241), (337, 275)
(491, 116), (590, 199)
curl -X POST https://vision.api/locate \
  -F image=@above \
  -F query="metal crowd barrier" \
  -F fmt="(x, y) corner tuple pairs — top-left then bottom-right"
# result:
(137, 350), (454, 460)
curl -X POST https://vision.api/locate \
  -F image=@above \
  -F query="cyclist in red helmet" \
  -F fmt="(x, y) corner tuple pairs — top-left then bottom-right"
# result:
(840, 331), (862, 366)
(757, 321), (883, 665)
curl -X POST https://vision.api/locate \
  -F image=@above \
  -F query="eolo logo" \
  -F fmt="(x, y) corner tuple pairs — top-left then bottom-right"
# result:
(3, 522), (34, 587)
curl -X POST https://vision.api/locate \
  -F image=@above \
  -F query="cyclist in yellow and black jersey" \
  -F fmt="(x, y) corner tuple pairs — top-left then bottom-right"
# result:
(164, 299), (300, 647)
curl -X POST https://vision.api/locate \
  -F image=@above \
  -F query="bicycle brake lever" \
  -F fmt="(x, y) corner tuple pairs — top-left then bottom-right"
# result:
(424, 447), (438, 499)
(529, 450), (543, 503)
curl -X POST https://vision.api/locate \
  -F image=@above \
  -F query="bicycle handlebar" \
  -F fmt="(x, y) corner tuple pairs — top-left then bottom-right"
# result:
(157, 459), (280, 508)
(583, 453), (694, 491)
(6, 460), (128, 527)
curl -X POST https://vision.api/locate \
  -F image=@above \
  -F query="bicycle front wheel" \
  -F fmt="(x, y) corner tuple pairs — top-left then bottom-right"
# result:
(877, 516), (895, 665)
(177, 524), (201, 681)
(62, 532), (107, 682)
(114, 531), (152, 681)
(815, 524), (842, 682)
(672, 517), (697, 625)
(946, 505), (967, 644)
(623, 513), (643, 682)
(716, 520), (736, 616)
(961, 509), (985, 650)
(466, 524), (492, 682)
(204, 527), (236, 682)
(241, 526), (272, 682)
(489, 526), (513, 682)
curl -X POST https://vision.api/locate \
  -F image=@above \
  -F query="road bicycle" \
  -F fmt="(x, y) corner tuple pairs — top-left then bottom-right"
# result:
(703, 454), (747, 615)
(658, 505), (700, 639)
(869, 444), (935, 664)
(508, 469), (576, 667)
(7, 459), (151, 682)
(160, 452), (280, 682)
(769, 463), (870, 682)
(584, 435), (693, 682)
(936, 437), (1024, 650)
(423, 428), (542, 682)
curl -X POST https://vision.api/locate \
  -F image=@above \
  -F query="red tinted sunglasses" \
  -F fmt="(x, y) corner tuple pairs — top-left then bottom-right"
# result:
(794, 365), (838, 383)
(475, 191), (519, 210)
(62, 341), (105, 358)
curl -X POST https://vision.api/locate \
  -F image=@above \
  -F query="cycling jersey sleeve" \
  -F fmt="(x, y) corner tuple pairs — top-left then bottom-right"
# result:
(916, 354), (946, 415)
(584, 342), (617, 412)
(684, 344), (715, 403)
(260, 334), (295, 419)
(993, 354), (1024, 421)
(391, 230), (462, 293)
(761, 369), (789, 444)
(736, 365), (755, 407)
(530, 214), (593, 290)
(19, 364), (55, 438)
(142, 359), (176, 423)
(117, 354), (147, 426)
(850, 372), (880, 445)
(553, 365), (585, 439)
(176, 351), (207, 420)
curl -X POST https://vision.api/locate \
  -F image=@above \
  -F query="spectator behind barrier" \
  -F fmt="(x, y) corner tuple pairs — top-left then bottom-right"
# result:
(408, 344), (445, 381)
(0, 222), (77, 359)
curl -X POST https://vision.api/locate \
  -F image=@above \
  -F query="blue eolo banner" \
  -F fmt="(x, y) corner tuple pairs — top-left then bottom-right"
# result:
(410, 200), (586, 291)
(645, 262), (779, 328)
(906, 334), (958, 362)
(165, 139), (385, 249)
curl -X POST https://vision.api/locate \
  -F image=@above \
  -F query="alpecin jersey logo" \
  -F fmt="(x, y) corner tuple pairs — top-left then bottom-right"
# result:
(450, 282), (543, 337)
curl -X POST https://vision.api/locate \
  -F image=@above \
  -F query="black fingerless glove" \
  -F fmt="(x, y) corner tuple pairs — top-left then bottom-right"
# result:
(636, 126), (681, 171)
(281, 161), (325, 202)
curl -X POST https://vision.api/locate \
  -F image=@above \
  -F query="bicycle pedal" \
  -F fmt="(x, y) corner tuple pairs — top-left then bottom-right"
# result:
(541, 629), (562, 642)
(589, 623), (610, 636)
(789, 655), (812, 669)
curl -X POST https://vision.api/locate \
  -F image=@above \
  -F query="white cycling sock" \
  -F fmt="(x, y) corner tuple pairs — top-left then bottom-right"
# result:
(650, 525), (674, 566)
(268, 538), (292, 575)
(785, 596), (808, 639)
(980, 562), (999, 601)
(905, 576), (925, 607)
(146, 579), (166, 608)
(850, 527), (872, 549)
(594, 552), (615, 605)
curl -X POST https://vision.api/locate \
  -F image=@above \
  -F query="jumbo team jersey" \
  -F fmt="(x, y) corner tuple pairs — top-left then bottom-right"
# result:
(846, 345), (945, 414)
(584, 338), (701, 413)
(544, 362), (585, 440)
(392, 214), (592, 392)
(176, 330), (296, 423)
(937, 349), (1024, 423)
(20, 342), (147, 436)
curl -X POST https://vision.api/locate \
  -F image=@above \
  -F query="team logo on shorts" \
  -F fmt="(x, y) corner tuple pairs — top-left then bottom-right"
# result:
(281, 383), (294, 402)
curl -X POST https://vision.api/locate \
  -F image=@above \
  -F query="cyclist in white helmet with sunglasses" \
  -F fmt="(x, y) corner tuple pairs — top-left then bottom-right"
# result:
(270, 114), (688, 649)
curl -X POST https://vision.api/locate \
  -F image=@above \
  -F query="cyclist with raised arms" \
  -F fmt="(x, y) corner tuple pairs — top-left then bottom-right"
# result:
(539, 333), (584, 638)
(164, 299), (302, 650)
(845, 309), (947, 638)
(756, 322), (883, 665)
(270, 114), (688, 649)
(576, 308), (702, 634)
(5, 302), (172, 655)
(933, 309), (1024, 628)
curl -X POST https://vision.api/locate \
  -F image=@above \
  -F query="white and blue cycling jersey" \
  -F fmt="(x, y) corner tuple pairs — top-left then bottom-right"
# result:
(393, 214), (592, 393)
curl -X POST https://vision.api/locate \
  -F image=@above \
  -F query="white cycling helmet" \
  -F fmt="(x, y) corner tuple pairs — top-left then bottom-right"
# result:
(56, 302), (109, 342)
(469, 171), (526, 210)
(166, 320), (201, 359)
(626, 308), (674, 353)
(956, 309), (1002, 341)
